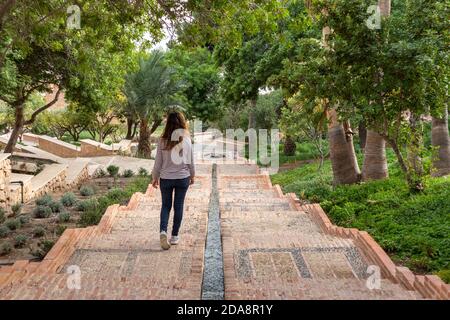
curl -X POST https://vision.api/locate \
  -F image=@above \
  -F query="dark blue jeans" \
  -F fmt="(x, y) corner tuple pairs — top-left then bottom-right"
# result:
(159, 177), (190, 236)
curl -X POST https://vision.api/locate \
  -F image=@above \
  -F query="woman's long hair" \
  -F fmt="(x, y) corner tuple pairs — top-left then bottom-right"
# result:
(160, 111), (189, 150)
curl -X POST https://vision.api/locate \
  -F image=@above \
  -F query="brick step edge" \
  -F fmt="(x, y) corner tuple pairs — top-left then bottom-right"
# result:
(285, 192), (449, 300)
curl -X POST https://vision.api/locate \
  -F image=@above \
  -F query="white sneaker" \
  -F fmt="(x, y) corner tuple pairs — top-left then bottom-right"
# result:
(160, 231), (171, 250)
(170, 236), (180, 245)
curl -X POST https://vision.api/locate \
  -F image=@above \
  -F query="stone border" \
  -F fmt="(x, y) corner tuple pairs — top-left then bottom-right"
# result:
(0, 154), (11, 211)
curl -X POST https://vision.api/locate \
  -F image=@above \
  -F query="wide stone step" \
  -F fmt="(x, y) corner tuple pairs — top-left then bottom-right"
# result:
(0, 273), (200, 300)
(221, 203), (293, 211)
(217, 164), (259, 175)
(219, 198), (288, 204)
(220, 189), (278, 197)
(225, 278), (424, 300)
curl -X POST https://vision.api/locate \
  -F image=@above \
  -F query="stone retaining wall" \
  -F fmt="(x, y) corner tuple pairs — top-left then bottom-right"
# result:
(9, 180), (33, 206)
(18, 133), (132, 158)
(22, 133), (40, 145)
(32, 165), (68, 199)
(79, 139), (115, 157)
(0, 154), (11, 211)
(67, 165), (89, 188)
(37, 135), (80, 158)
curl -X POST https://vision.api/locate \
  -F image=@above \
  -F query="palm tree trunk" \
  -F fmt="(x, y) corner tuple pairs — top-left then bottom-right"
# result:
(4, 105), (24, 153)
(125, 117), (134, 140)
(138, 118), (152, 158)
(321, 22), (360, 184)
(379, 0), (391, 16)
(362, 130), (388, 181)
(431, 106), (450, 177)
(327, 109), (361, 185)
(131, 121), (138, 140)
(360, 0), (389, 182)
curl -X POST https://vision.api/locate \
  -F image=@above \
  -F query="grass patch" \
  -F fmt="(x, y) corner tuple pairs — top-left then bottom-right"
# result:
(271, 150), (450, 282)
(245, 140), (329, 166)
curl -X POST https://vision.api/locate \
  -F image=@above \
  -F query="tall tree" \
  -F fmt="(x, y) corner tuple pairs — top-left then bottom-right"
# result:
(167, 46), (222, 124)
(124, 51), (183, 158)
(322, 15), (361, 185)
(0, 0), (211, 153)
(307, 0), (448, 190)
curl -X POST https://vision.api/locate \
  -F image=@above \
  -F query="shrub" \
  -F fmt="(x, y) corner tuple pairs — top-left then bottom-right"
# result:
(32, 240), (54, 259)
(80, 207), (104, 226)
(32, 226), (46, 238)
(0, 242), (12, 256)
(5, 218), (21, 230)
(0, 225), (10, 238)
(14, 234), (28, 248)
(0, 207), (5, 224)
(36, 194), (53, 206)
(61, 192), (77, 207)
(11, 203), (22, 216)
(284, 176), (333, 203)
(138, 167), (149, 177)
(95, 168), (107, 178)
(58, 211), (71, 223)
(107, 165), (120, 177)
(49, 200), (63, 213)
(33, 205), (52, 219)
(55, 225), (67, 236)
(80, 185), (95, 197)
(122, 169), (134, 178)
(105, 188), (127, 202)
(76, 199), (98, 212)
(18, 215), (30, 225)
(437, 270), (450, 284)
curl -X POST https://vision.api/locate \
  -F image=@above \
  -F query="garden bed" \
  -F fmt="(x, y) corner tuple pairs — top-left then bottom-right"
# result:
(0, 173), (151, 264)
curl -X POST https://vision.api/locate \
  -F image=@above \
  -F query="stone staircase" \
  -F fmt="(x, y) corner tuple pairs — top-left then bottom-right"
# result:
(0, 163), (448, 300)
(217, 166), (449, 300)
(0, 172), (212, 299)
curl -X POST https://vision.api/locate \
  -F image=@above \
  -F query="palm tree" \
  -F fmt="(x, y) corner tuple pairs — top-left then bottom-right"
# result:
(327, 109), (361, 184)
(124, 50), (183, 158)
(322, 23), (360, 184)
(431, 106), (450, 176)
(362, 130), (388, 181)
(361, 0), (390, 181)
